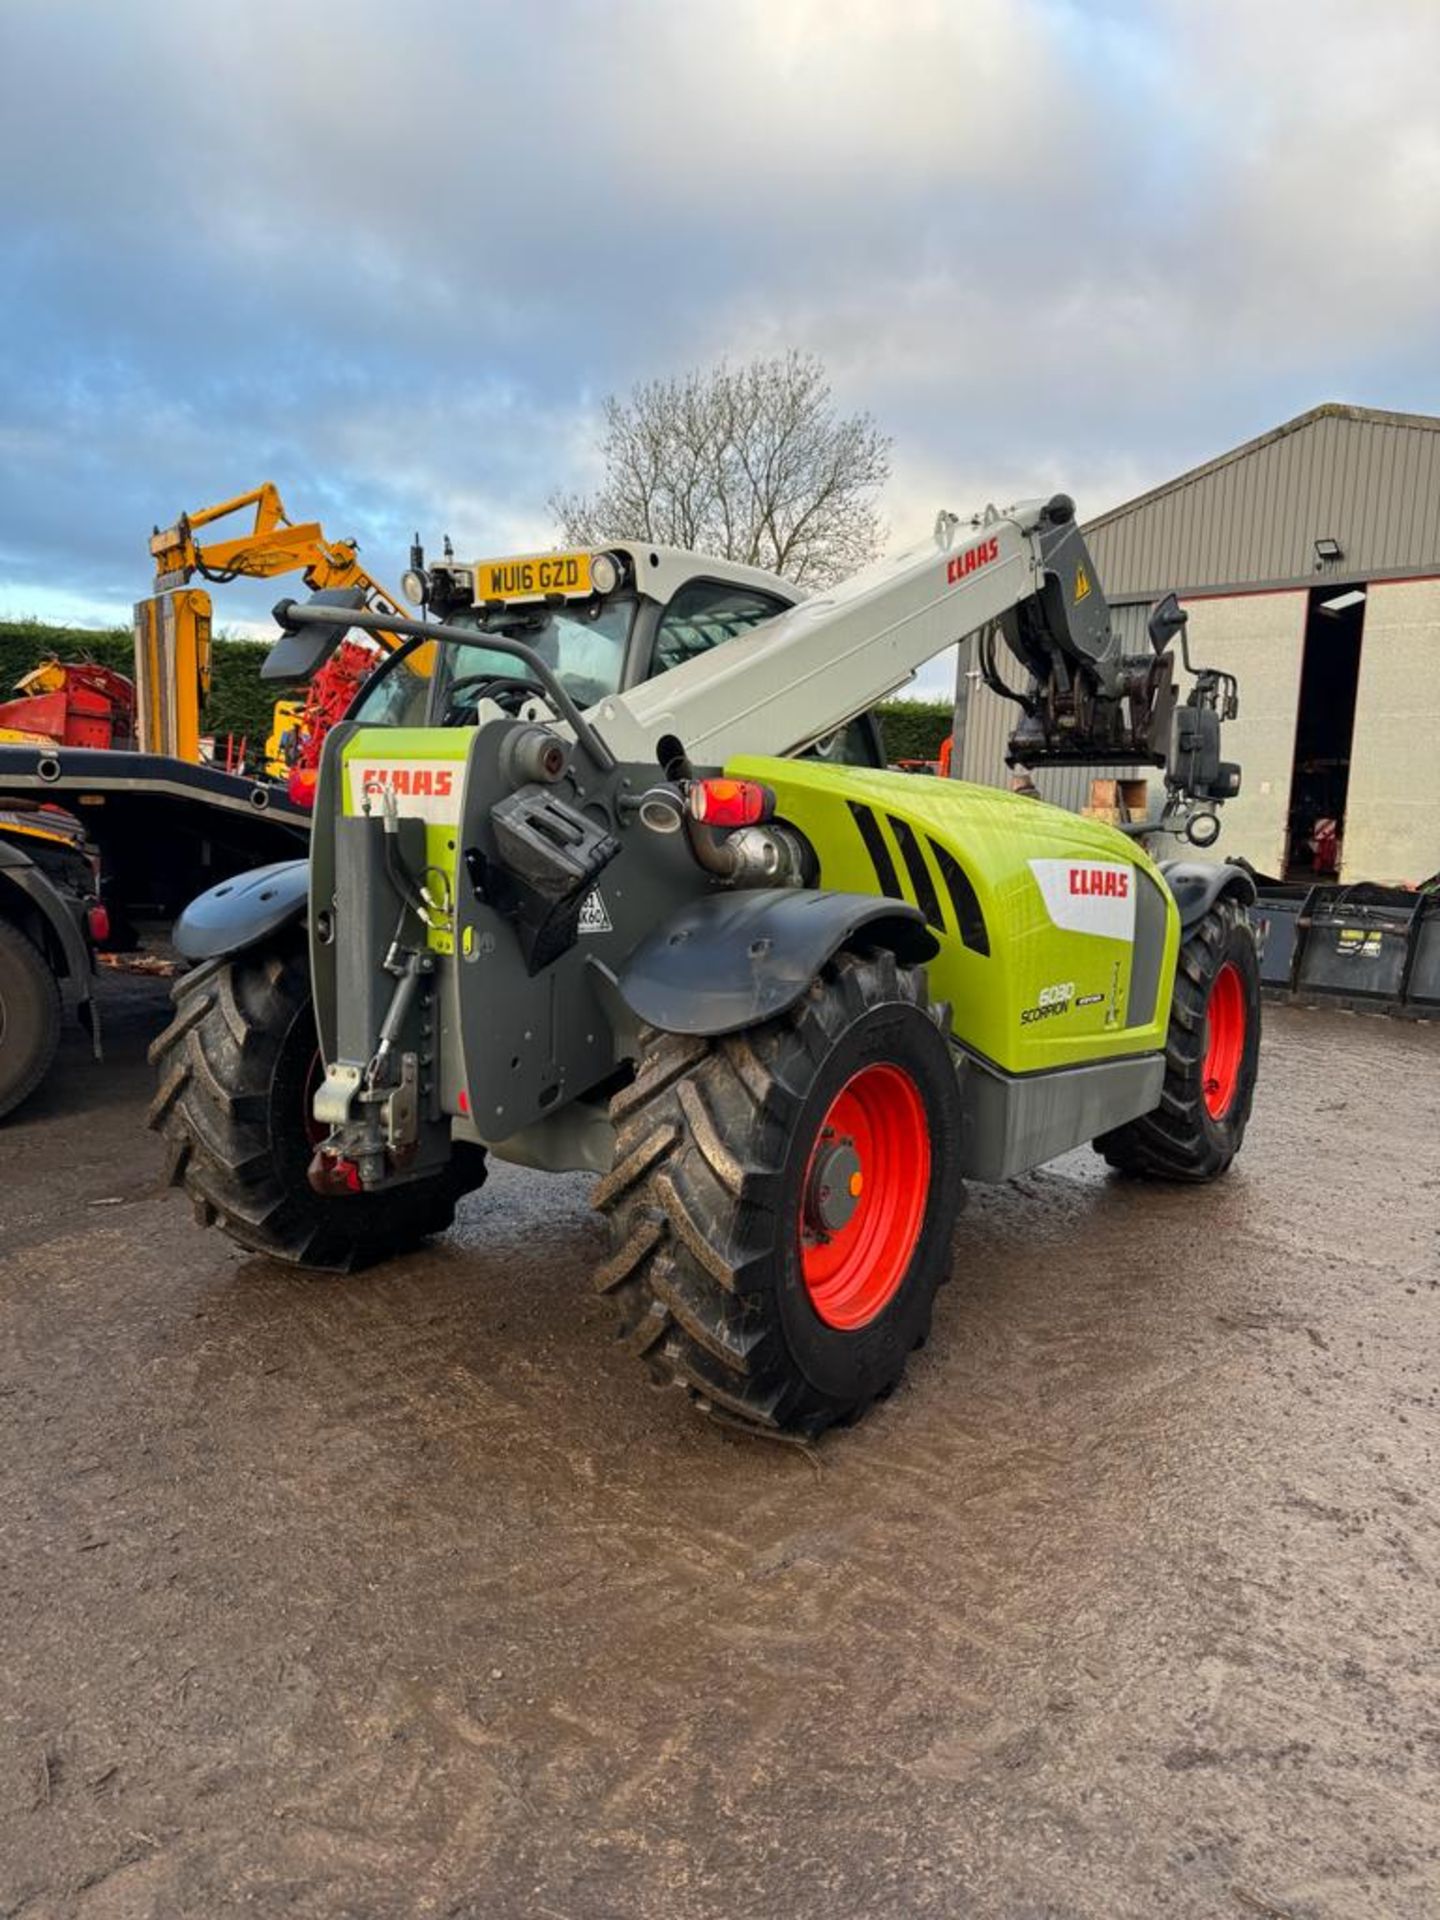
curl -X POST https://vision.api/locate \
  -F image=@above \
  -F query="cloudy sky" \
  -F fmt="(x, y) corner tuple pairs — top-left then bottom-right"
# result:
(3, 0), (1439, 695)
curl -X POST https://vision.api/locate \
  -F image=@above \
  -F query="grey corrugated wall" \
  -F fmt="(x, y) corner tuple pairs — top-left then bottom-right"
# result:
(957, 405), (1440, 811)
(1087, 405), (1440, 597)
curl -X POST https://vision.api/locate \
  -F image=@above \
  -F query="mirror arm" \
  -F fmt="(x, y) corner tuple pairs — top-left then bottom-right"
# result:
(272, 598), (617, 772)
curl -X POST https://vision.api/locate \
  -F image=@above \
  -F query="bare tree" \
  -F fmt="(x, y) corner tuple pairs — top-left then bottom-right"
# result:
(551, 353), (890, 588)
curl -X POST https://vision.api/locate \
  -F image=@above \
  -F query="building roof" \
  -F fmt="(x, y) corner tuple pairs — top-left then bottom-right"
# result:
(1085, 403), (1440, 599)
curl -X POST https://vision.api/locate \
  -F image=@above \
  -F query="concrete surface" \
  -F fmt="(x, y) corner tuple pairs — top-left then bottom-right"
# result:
(1, 977), (1437, 1920)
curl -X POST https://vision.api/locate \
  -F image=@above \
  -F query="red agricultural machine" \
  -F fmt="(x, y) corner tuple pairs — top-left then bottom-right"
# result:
(0, 660), (136, 752)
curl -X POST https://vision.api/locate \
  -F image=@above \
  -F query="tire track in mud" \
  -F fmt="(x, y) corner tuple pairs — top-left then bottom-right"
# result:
(3, 994), (1440, 1916)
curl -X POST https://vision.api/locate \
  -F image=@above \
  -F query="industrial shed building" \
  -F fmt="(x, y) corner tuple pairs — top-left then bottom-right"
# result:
(958, 404), (1440, 884)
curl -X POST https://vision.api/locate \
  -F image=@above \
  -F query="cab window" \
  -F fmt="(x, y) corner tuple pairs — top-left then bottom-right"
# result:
(652, 580), (791, 675)
(803, 717), (886, 768)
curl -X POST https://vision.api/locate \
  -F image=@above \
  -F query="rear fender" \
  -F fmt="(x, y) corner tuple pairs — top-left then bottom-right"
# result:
(1159, 860), (1257, 931)
(0, 846), (99, 1053)
(172, 859), (309, 962)
(615, 887), (936, 1037)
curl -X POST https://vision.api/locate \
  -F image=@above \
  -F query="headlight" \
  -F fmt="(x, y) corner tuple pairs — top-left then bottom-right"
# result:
(589, 550), (621, 595)
(400, 568), (428, 606)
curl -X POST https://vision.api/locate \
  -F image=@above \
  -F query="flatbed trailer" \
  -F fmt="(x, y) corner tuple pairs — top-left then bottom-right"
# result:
(0, 744), (309, 1116)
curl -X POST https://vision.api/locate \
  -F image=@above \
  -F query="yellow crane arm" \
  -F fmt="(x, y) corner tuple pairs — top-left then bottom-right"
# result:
(148, 482), (405, 633)
(137, 482), (411, 762)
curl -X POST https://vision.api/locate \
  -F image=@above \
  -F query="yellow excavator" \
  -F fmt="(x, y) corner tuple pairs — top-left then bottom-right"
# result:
(139, 481), (407, 770)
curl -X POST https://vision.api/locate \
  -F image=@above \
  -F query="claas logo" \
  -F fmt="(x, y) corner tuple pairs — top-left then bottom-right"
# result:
(361, 765), (454, 798)
(1069, 866), (1129, 898)
(946, 535), (1000, 585)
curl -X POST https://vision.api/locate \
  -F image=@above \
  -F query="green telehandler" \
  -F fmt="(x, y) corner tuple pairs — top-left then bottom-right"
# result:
(150, 495), (1258, 1435)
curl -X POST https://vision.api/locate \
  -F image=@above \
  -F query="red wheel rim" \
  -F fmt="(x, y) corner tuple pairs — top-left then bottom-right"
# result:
(799, 1063), (931, 1331)
(1202, 962), (1246, 1120)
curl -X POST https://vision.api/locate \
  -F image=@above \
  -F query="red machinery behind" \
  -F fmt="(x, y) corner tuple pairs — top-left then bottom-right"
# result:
(282, 638), (379, 807)
(0, 662), (137, 750)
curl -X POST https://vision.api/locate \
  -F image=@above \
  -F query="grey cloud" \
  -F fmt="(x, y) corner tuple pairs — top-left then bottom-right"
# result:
(1, 0), (1437, 626)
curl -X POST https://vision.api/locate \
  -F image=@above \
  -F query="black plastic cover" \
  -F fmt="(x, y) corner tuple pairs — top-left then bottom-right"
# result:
(618, 888), (936, 1037)
(491, 788), (619, 899)
(469, 786), (622, 975)
(1159, 859), (1256, 930)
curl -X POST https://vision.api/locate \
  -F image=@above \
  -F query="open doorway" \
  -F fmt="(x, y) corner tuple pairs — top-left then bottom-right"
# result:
(1283, 583), (1366, 881)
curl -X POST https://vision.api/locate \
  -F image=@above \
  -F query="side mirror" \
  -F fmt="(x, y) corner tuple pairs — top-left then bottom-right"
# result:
(1169, 700), (1242, 803)
(1147, 591), (1188, 654)
(261, 587), (368, 683)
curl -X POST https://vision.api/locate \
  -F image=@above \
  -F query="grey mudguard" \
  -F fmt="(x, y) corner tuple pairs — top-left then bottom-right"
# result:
(1160, 859), (1256, 930)
(0, 840), (101, 1055)
(173, 859), (310, 962)
(617, 888), (936, 1038)
(0, 841), (91, 985)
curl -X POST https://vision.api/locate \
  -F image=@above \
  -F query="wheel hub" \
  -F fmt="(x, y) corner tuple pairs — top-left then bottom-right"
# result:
(805, 1132), (863, 1237)
(798, 1062), (932, 1332)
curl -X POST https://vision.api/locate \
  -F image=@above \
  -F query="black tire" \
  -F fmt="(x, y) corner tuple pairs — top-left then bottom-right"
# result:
(1094, 896), (1261, 1182)
(147, 939), (487, 1270)
(592, 948), (963, 1437)
(0, 916), (62, 1122)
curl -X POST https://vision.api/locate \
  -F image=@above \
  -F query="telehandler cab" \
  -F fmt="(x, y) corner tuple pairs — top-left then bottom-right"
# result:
(150, 497), (1259, 1435)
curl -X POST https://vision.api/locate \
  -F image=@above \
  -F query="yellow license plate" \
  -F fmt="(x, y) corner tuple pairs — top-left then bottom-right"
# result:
(475, 550), (592, 601)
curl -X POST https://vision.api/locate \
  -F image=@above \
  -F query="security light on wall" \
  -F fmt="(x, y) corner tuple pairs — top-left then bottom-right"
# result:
(1313, 536), (1344, 565)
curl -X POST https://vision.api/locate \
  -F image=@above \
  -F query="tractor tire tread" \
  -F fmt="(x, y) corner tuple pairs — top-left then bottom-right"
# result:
(1094, 898), (1259, 1183)
(148, 939), (486, 1271)
(0, 916), (63, 1123)
(593, 947), (954, 1437)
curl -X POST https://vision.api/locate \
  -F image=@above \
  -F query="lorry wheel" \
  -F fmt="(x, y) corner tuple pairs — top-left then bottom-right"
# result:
(0, 917), (62, 1122)
(1094, 896), (1261, 1182)
(148, 939), (487, 1271)
(593, 949), (963, 1437)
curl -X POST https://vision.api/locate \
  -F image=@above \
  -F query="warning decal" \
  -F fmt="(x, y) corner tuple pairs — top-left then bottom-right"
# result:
(578, 889), (612, 935)
(1336, 927), (1382, 959)
(1074, 563), (1092, 603)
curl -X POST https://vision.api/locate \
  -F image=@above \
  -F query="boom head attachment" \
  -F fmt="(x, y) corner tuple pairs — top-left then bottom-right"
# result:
(984, 518), (1241, 841)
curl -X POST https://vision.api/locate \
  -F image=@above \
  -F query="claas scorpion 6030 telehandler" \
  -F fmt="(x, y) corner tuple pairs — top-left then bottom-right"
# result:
(150, 493), (1258, 1436)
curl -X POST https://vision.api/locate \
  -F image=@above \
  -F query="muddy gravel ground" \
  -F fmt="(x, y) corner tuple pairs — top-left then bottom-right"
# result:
(0, 977), (1437, 1920)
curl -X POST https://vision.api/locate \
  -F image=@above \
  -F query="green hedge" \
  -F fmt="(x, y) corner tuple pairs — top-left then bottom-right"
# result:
(0, 620), (276, 745)
(206, 639), (279, 745)
(874, 699), (953, 763)
(2, 618), (956, 765)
